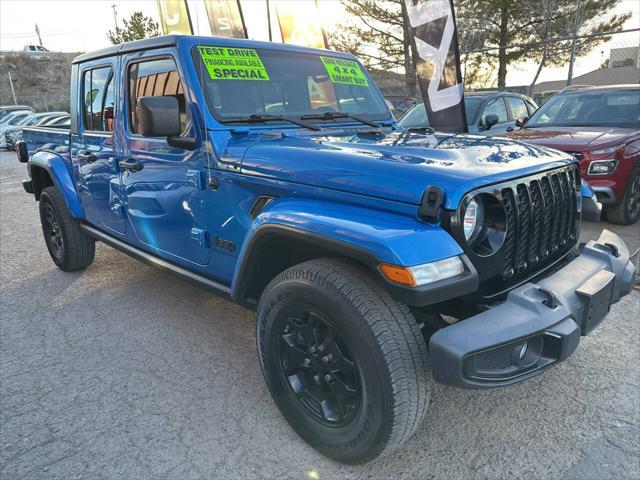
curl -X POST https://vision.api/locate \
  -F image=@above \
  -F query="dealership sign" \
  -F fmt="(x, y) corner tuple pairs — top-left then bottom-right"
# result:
(402, 0), (467, 133)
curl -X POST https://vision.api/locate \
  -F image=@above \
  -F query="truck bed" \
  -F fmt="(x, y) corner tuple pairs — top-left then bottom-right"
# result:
(23, 126), (71, 159)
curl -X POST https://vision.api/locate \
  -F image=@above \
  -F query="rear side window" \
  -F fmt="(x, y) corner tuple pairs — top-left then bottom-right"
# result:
(507, 97), (528, 119)
(82, 66), (115, 132)
(128, 58), (187, 134)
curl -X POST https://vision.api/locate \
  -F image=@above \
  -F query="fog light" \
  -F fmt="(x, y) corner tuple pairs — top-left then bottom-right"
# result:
(512, 337), (543, 368)
(588, 159), (618, 175)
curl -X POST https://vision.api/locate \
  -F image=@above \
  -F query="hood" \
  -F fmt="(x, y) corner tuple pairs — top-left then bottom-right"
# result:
(239, 129), (574, 209)
(507, 126), (637, 151)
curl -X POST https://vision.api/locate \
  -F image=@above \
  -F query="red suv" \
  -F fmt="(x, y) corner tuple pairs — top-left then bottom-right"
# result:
(508, 85), (640, 225)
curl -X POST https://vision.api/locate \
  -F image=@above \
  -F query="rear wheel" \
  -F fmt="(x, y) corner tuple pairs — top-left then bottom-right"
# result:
(605, 173), (640, 225)
(39, 186), (95, 271)
(256, 258), (430, 464)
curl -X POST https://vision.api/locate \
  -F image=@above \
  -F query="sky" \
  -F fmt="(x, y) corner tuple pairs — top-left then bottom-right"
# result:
(0, 0), (638, 87)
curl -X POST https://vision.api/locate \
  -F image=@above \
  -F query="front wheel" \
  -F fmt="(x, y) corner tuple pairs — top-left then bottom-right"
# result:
(39, 186), (95, 271)
(256, 258), (431, 464)
(605, 173), (640, 225)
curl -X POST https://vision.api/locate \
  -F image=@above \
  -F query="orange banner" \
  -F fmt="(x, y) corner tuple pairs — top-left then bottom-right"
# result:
(275, 1), (327, 49)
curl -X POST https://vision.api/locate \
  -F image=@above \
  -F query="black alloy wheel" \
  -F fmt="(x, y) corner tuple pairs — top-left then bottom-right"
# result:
(43, 201), (64, 262)
(277, 307), (361, 427)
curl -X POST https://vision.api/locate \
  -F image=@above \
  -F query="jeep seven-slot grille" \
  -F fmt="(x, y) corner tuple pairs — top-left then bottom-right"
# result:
(500, 165), (579, 281)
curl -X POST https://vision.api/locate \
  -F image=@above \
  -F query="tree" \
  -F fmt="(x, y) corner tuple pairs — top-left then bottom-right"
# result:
(457, 0), (629, 88)
(328, 1), (417, 96)
(330, 0), (630, 92)
(522, 0), (629, 91)
(107, 12), (160, 45)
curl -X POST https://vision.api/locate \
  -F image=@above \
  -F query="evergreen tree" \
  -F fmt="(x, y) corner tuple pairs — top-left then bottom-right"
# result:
(107, 12), (160, 45)
(330, 0), (630, 90)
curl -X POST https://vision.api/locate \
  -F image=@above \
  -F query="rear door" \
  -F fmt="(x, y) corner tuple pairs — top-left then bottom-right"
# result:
(120, 52), (210, 266)
(74, 59), (126, 234)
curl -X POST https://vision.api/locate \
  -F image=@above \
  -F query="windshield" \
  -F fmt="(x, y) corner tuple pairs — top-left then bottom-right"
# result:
(3, 114), (29, 126)
(192, 46), (390, 124)
(398, 97), (483, 128)
(527, 89), (640, 128)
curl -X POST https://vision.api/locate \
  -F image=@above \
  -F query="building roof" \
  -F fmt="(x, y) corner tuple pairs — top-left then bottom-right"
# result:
(533, 66), (640, 94)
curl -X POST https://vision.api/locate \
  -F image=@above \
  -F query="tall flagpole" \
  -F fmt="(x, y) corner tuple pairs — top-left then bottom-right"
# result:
(266, 0), (272, 41)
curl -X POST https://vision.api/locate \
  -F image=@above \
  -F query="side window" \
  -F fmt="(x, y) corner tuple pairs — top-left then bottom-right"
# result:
(481, 98), (509, 124)
(82, 66), (115, 132)
(507, 97), (528, 119)
(128, 58), (187, 134)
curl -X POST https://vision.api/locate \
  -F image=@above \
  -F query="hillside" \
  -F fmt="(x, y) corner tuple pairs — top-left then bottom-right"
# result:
(0, 52), (79, 112)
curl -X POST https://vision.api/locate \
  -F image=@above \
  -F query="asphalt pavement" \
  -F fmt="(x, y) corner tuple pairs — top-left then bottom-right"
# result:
(1, 150), (639, 480)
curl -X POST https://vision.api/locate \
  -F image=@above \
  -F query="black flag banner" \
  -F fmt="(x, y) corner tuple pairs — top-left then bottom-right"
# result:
(204, 0), (247, 38)
(401, 0), (467, 133)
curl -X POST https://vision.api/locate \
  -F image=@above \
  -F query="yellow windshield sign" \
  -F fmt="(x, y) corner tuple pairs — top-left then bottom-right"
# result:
(320, 56), (369, 87)
(198, 46), (270, 81)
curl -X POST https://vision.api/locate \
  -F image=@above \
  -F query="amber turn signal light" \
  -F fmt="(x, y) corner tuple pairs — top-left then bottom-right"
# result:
(379, 264), (416, 287)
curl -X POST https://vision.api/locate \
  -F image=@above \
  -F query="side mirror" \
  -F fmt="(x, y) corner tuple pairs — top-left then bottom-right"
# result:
(484, 113), (499, 129)
(136, 96), (181, 137)
(515, 116), (529, 128)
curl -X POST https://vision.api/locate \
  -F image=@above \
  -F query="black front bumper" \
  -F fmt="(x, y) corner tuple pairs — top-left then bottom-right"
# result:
(430, 229), (636, 389)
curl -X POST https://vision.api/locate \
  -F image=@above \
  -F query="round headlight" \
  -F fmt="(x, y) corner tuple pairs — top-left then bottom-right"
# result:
(461, 193), (507, 256)
(463, 199), (482, 241)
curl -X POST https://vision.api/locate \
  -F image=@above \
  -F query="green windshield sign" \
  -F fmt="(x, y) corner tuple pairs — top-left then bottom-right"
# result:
(320, 56), (369, 87)
(198, 46), (270, 81)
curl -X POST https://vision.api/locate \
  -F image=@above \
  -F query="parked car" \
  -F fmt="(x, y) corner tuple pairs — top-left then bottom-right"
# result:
(18, 35), (635, 464)
(384, 95), (417, 117)
(508, 85), (640, 225)
(40, 114), (70, 127)
(399, 91), (538, 136)
(4, 112), (69, 150)
(0, 110), (33, 148)
(0, 105), (33, 123)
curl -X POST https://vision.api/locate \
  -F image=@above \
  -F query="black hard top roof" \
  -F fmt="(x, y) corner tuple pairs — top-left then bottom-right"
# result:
(72, 35), (180, 64)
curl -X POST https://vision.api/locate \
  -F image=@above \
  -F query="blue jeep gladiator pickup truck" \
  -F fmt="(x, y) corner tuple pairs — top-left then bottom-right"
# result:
(17, 35), (635, 464)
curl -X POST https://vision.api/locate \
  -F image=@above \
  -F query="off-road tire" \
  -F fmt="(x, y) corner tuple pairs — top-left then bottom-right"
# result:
(39, 186), (95, 271)
(605, 172), (640, 225)
(256, 258), (431, 464)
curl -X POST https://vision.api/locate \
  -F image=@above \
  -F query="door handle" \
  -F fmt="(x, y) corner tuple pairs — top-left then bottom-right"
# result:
(78, 152), (97, 163)
(118, 159), (143, 172)
(506, 126), (514, 132)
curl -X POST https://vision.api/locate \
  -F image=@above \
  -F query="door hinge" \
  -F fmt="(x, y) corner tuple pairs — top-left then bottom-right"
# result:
(190, 228), (208, 247)
(187, 170), (206, 190)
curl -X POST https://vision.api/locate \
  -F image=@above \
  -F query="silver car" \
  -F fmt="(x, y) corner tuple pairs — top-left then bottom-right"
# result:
(398, 92), (538, 136)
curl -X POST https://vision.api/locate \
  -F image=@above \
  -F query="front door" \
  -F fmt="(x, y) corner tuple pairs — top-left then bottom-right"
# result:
(75, 60), (126, 234)
(479, 97), (512, 136)
(120, 53), (210, 266)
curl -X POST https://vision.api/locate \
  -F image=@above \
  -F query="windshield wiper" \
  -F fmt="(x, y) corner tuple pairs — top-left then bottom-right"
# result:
(300, 111), (381, 128)
(221, 113), (322, 131)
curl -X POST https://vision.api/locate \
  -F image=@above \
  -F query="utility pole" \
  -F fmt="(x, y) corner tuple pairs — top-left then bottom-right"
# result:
(35, 24), (43, 47)
(111, 4), (118, 29)
(566, 0), (581, 86)
(8, 71), (17, 106)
